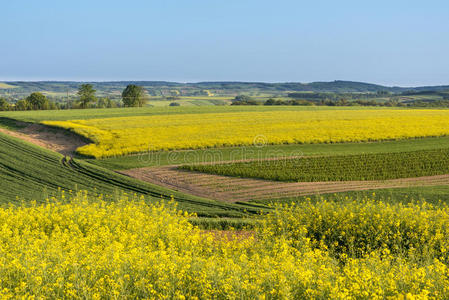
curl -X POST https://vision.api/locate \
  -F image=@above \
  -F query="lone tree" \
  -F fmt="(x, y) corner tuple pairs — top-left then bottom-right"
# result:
(26, 92), (50, 110)
(122, 85), (147, 107)
(78, 84), (97, 108)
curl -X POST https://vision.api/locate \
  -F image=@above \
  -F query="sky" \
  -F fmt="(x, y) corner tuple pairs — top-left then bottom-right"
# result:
(1, 0), (448, 86)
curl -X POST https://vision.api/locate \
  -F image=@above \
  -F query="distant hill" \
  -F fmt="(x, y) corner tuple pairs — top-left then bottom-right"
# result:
(1, 80), (449, 99)
(191, 81), (400, 93)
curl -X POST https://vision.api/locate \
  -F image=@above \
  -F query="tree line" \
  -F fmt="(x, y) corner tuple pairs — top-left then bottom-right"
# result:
(231, 95), (449, 107)
(0, 84), (148, 111)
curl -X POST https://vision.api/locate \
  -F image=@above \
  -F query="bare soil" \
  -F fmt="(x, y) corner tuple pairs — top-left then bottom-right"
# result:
(0, 123), (86, 156)
(121, 166), (449, 202)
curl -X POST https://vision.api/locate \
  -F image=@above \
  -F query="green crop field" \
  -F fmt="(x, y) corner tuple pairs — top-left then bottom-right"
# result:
(251, 185), (449, 207)
(181, 148), (449, 182)
(0, 132), (262, 217)
(0, 105), (394, 123)
(90, 136), (449, 170)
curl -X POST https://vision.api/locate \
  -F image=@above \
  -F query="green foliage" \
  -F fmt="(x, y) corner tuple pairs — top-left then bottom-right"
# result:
(233, 95), (252, 102)
(181, 148), (449, 182)
(10, 93), (58, 111)
(122, 84), (147, 107)
(15, 99), (30, 111)
(77, 84), (97, 108)
(25, 92), (56, 110)
(231, 95), (259, 105)
(0, 98), (9, 111)
(264, 98), (314, 106)
(189, 217), (257, 230)
(96, 97), (117, 108)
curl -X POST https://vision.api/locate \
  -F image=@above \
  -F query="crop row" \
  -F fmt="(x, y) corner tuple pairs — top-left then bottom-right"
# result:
(181, 148), (449, 182)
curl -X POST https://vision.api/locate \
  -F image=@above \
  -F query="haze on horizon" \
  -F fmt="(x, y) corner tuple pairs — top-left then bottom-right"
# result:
(1, 0), (448, 87)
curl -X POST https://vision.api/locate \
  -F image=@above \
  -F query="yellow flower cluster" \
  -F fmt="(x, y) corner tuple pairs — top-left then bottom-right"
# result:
(264, 197), (449, 261)
(43, 109), (449, 158)
(0, 191), (449, 298)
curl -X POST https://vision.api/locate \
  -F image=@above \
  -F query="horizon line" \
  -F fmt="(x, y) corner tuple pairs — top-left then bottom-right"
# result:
(2, 79), (449, 89)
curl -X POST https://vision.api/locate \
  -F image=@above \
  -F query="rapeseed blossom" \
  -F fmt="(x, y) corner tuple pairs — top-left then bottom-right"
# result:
(0, 192), (448, 298)
(44, 109), (449, 158)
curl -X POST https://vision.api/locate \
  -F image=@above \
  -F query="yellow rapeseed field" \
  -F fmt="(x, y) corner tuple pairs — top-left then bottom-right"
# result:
(1, 192), (449, 298)
(44, 109), (449, 158)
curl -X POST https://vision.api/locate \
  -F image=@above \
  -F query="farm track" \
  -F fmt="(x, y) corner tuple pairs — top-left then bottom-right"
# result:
(121, 166), (449, 202)
(0, 123), (86, 156)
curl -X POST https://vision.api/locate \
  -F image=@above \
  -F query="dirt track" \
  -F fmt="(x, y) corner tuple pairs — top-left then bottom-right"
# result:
(121, 166), (449, 202)
(0, 124), (86, 156)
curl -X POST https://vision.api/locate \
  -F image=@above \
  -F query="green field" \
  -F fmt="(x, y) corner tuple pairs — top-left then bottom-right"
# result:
(0, 132), (262, 217)
(90, 136), (449, 170)
(0, 105), (399, 123)
(181, 148), (449, 182)
(251, 185), (449, 207)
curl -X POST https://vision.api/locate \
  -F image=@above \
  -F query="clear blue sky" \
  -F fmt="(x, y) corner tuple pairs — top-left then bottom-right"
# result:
(1, 0), (448, 86)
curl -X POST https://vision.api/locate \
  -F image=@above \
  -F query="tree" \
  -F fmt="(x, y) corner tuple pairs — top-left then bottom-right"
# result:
(77, 84), (97, 108)
(264, 98), (276, 106)
(106, 98), (117, 108)
(122, 85), (147, 107)
(231, 94), (258, 105)
(233, 95), (252, 102)
(96, 97), (107, 108)
(26, 92), (50, 110)
(15, 99), (29, 111)
(0, 98), (9, 111)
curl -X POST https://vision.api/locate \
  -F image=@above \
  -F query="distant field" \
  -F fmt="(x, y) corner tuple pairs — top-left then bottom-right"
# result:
(41, 108), (449, 158)
(182, 149), (449, 181)
(147, 98), (229, 107)
(0, 82), (17, 89)
(0, 105), (381, 122)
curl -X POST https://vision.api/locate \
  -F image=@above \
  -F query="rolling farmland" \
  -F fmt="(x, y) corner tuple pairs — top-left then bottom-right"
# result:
(3, 105), (449, 298)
